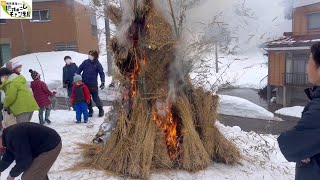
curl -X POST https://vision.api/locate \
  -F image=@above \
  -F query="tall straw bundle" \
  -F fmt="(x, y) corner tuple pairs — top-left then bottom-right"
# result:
(176, 95), (211, 171)
(192, 88), (219, 158)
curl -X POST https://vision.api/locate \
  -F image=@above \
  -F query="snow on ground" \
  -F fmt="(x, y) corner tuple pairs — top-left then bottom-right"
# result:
(275, 106), (304, 118)
(219, 95), (277, 121)
(0, 107), (294, 180)
(7, 51), (119, 101)
(191, 52), (268, 89)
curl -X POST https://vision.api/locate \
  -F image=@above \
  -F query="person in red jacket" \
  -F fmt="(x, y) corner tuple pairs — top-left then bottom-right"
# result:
(71, 74), (91, 123)
(29, 69), (56, 125)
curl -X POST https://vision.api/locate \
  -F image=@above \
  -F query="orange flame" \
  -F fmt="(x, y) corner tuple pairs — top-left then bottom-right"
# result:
(130, 49), (140, 97)
(153, 105), (179, 160)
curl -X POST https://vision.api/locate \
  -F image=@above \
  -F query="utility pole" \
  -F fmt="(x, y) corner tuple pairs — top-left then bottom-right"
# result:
(104, 0), (113, 77)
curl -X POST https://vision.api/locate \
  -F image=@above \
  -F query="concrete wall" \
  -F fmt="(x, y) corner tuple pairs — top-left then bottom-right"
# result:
(276, 86), (309, 106)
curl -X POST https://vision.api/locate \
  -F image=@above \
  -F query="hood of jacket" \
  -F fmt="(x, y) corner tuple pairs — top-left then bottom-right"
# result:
(2, 74), (26, 90)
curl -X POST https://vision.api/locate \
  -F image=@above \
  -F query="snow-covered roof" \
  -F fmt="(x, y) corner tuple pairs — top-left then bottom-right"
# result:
(265, 34), (320, 49)
(294, 0), (320, 8)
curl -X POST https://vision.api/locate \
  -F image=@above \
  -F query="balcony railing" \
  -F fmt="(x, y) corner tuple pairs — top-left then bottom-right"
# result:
(284, 73), (311, 86)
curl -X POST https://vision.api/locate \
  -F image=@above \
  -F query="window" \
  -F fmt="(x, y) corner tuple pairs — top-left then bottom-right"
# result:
(0, 19), (6, 24)
(31, 10), (50, 22)
(55, 43), (78, 52)
(308, 13), (320, 30)
(285, 53), (309, 85)
(0, 43), (12, 66)
(91, 15), (98, 36)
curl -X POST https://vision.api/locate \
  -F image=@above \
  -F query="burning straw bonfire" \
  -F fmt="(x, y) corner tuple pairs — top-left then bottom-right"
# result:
(76, 0), (241, 178)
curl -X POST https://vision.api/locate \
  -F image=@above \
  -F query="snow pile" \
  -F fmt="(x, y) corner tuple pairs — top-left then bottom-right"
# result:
(275, 106), (304, 118)
(191, 52), (268, 89)
(0, 108), (294, 180)
(219, 95), (275, 121)
(7, 51), (119, 101)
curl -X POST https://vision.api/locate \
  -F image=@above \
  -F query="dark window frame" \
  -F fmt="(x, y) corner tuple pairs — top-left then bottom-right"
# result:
(285, 53), (309, 86)
(54, 42), (78, 52)
(307, 12), (320, 30)
(90, 15), (98, 36)
(0, 19), (6, 24)
(30, 9), (51, 22)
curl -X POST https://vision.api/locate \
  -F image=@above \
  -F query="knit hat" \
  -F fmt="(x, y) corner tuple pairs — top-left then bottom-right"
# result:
(0, 68), (13, 77)
(5, 62), (13, 70)
(29, 69), (40, 80)
(11, 61), (22, 70)
(73, 74), (82, 83)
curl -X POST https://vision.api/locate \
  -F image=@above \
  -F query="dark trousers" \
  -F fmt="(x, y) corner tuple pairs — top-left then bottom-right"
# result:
(67, 86), (72, 98)
(75, 102), (89, 122)
(39, 107), (51, 122)
(22, 142), (62, 180)
(88, 91), (103, 110)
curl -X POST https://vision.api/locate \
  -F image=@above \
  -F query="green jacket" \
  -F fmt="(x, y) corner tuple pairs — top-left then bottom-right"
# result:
(1, 74), (39, 116)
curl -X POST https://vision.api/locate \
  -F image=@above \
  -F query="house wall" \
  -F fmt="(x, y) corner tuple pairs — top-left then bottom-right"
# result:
(0, 0), (99, 60)
(0, 1), (77, 57)
(74, 2), (99, 54)
(268, 51), (286, 86)
(293, 2), (320, 36)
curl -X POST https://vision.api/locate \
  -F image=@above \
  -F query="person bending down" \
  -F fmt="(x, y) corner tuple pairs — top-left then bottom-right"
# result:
(0, 122), (62, 180)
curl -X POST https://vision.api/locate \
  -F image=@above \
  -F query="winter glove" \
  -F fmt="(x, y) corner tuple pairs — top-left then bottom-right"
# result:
(100, 83), (105, 90)
(52, 91), (57, 95)
(63, 81), (70, 88)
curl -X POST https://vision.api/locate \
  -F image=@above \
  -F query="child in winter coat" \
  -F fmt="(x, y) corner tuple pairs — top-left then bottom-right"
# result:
(71, 74), (91, 123)
(29, 69), (56, 125)
(62, 56), (78, 97)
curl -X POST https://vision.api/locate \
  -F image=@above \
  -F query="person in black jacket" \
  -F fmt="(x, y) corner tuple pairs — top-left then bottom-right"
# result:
(77, 50), (105, 117)
(0, 122), (61, 180)
(62, 56), (78, 97)
(278, 42), (320, 180)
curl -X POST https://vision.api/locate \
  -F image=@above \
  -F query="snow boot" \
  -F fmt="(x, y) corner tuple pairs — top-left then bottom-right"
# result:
(89, 108), (94, 117)
(39, 119), (45, 125)
(76, 120), (81, 123)
(39, 114), (45, 125)
(98, 107), (104, 117)
(45, 109), (51, 124)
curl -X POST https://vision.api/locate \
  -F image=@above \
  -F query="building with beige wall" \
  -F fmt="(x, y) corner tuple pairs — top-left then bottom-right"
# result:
(264, 2), (320, 107)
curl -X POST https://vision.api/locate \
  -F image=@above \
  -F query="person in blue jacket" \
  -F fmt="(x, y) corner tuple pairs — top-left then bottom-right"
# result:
(77, 50), (105, 117)
(278, 42), (320, 180)
(62, 56), (78, 97)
